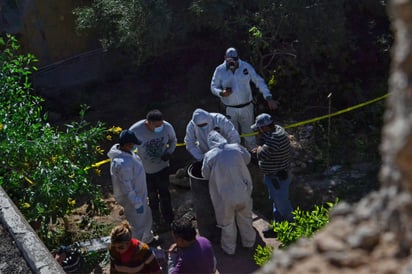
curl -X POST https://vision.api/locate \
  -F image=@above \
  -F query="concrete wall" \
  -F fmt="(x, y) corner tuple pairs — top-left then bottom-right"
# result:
(32, 48), (124, 91)
(1, 0), (99, 66)
(1, 0), (133, 92)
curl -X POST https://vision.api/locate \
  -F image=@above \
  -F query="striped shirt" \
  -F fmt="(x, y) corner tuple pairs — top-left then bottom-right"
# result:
(257, 125), (291, 175)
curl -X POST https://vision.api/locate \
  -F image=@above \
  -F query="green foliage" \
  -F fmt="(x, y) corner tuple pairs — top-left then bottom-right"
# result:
(73, 1), (265, 65)
(275, 200), (336, 248)
(73, 0), (391, 121)
(254, 244), (274, 267)
(0, 34), (108, 243)
(308, 103), (384, 170)
(73, 0), (172, 64)
(253, 200), (337, 266)
(246, 0), (391, 113)
(81, 250), (109, 273)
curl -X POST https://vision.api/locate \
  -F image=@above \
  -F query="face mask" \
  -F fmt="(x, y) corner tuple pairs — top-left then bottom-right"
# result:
(197, 124), (209, 132)
(226, 57), (238, 70)
(200, 126), (209, 132)
(154, 124), (164, 133)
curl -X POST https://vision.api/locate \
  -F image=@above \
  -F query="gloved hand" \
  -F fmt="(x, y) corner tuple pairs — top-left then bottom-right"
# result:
(161, 152), (171, 161)
(135, 205), (144, 214)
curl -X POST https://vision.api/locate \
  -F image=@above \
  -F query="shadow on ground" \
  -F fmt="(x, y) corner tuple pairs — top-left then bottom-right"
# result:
(154, 183), (278, 274)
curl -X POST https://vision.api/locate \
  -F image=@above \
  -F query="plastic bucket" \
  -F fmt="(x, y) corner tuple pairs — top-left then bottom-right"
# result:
(187, 162), (219, 241)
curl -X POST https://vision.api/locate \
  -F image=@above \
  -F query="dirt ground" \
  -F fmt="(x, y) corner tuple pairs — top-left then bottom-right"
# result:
(66, 175), (274, 274)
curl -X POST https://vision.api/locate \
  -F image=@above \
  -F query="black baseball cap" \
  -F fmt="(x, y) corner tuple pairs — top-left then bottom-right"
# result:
(119, 130), (141, 145)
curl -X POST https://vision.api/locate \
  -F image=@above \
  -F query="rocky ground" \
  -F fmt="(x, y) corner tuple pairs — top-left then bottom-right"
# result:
(0, 221), (33, 274)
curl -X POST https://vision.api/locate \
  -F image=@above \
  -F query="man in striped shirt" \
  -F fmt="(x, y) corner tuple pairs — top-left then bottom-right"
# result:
(250, 113), (294, 237)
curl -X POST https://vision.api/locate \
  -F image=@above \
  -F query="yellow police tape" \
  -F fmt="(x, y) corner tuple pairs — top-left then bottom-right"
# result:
(184, 93), (389, 139)
(82, 92), (389, 171)
(84, 159), (111, 170)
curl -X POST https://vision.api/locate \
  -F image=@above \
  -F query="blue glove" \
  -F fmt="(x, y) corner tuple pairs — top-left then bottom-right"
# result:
(136, 205), (144, 214)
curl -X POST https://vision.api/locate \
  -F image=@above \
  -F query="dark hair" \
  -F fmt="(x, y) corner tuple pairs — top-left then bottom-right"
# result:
(146, 109), (163, 122)
(171, 216), (197, 241)
(111, 220), (132, 243)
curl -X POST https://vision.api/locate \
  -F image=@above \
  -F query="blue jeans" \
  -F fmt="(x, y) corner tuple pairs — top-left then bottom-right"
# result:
(263, 173), (294, 223)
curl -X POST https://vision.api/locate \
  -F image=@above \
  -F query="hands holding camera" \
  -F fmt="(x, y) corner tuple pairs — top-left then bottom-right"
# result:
(219, 87), (232, 97)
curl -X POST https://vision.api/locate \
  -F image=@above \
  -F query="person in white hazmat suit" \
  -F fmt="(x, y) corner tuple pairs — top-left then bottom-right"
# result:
(210, 47), (278, 149)
(201, 130), (256, 255)
(107, 129), (154, 244)
(184, 108), (241, 161)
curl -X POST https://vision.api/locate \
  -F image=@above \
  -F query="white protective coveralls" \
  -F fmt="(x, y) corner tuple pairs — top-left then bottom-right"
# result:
(211, 58), (273, 149)
(184, 108), (241, 161)
(201, 130), (256, 255)
(107, 144), (154, 243)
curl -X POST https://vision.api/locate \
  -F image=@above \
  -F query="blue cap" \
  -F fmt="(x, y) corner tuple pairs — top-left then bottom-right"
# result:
(251, 113), (273, 131)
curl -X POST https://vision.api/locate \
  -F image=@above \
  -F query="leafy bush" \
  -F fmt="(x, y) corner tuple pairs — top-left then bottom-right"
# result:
(254, 200), (337, 266)
(247, 1), (391, 114)
(254, 244), (274, 267)
(275, 201), (336, 247)
(73, 0), (173, 65)
(73, 1), (390, 140)
(0, 34), (109, 246)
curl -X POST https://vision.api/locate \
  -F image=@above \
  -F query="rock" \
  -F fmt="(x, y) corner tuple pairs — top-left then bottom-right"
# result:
(347, 224), (380, 251)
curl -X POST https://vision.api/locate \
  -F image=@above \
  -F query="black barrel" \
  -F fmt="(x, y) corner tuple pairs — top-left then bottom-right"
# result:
(187, 161), (219, 241)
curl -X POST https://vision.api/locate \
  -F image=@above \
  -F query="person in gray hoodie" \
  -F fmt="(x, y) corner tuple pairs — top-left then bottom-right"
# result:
(107, 129), (154, 244)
